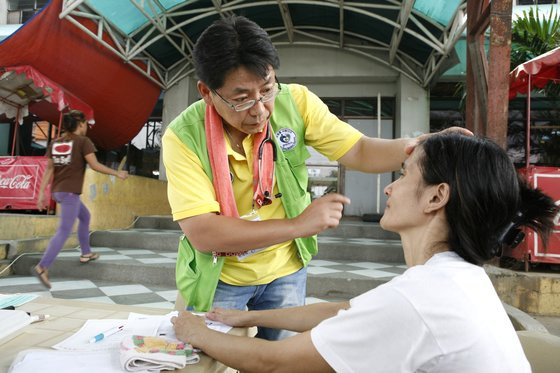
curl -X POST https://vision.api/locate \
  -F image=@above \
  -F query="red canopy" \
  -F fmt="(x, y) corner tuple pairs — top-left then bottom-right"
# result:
(0, 65), (94, 125)
(0, 0), (161, 150)
(509, 46), (560, 99)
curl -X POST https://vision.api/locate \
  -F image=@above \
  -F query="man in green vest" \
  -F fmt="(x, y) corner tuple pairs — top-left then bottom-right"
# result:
(162, 15), (465, 341)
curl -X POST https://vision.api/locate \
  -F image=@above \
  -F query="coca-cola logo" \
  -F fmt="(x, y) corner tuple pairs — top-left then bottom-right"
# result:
(0, 174), (33, 189)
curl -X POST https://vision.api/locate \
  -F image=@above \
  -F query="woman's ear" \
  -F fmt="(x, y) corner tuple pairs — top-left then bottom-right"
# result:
(197, 81), (213, 106)
(425, 183), (450, 213)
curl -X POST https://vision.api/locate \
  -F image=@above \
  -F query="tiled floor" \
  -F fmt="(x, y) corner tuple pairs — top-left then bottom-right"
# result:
(307, 259), (407, 278)
(0, 275), (179, 309)
(0, 246), (407, 309)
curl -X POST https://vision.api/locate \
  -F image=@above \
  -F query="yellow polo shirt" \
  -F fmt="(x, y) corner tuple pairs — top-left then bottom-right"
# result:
(163, 84), (362, 285)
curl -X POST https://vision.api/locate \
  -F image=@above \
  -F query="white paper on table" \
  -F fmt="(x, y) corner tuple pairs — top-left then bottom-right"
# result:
(52, 319), (129, 351)
(126, 313), (163, 336)
(51, 312), (232, 353)
(8, 348), (150, 373)
(166, 311), (233, 335)
(52, 314), (165, 352)
(205, 318), (233, 334)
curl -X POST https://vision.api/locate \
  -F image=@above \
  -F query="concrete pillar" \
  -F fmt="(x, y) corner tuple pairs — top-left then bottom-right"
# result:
(0, 2), (7, 25)
(396, 74), (429, 138)
(159, 76), (199, 180)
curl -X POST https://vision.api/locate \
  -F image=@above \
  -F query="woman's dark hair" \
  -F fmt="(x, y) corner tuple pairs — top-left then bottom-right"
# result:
(63, 110), (86, 133)
(193, 15), (280, 90)
(418, 133), (558, 265)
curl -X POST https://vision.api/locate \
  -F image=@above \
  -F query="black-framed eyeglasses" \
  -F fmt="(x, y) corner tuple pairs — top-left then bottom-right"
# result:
(212, 77), (281, 112)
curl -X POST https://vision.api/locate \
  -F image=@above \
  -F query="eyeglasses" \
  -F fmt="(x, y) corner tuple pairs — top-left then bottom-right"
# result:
(212, 77), (281, 112)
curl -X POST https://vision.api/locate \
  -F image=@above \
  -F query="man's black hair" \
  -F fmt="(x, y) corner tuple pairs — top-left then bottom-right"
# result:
(193, 15), (280, 90)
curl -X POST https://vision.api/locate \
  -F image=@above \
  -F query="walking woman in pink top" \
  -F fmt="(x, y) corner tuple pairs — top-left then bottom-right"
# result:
(34, 110), (128, 289)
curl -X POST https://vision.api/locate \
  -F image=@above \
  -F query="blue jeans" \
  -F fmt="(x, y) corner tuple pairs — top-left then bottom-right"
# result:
(212, 267), (307, 341)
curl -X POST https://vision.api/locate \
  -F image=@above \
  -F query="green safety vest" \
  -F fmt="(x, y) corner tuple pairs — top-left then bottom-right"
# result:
(167, 84), (317, 311)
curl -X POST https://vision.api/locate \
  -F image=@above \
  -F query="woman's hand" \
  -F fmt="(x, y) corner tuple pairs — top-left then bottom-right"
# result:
(171, 311), (208, 346)
(36, 192), (45, 210)
(205, 308), (254, 327)
(116, 170), (129, 180)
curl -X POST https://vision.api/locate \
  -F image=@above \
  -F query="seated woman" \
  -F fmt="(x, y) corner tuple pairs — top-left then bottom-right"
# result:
(171, 133), (557, 373)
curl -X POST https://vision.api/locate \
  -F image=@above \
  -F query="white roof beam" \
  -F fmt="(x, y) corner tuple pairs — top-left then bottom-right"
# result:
(339, 0), (344, 48)
(275, 40), (422, 85)
(59, 0), (87, 19)
(128, 0), (189, 60)
(60, 3), (167, 88)
(389, 0), (413, 64)
(293, 26), (425, 68)
(63, 13), (165, 88)
(422, 2), (467, 86)
(277, 0), (295, 43)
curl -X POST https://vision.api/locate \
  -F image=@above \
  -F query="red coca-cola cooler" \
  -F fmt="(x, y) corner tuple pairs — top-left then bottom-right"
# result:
(507, 48), (560, 269)
(502, 166), (560, 267)
(0, 156), (51, 210)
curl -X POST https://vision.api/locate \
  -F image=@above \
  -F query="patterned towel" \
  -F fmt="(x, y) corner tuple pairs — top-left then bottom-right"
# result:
(120, 335), (199, 372)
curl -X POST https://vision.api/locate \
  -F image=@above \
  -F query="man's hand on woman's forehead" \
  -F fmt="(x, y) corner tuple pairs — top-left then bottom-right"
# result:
(404, 126), (474, 155)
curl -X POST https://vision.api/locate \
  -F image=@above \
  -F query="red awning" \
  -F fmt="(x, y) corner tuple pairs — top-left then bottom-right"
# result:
(509, 46), (560, 100)
(0, 65), (94, 125)
(0, 0), (161, 150)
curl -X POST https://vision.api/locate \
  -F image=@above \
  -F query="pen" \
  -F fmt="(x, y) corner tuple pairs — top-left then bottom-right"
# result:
(88, 325), (125, 343)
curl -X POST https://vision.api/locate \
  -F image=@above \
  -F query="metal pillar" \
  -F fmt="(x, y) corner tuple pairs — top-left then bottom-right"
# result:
(466, 0), (513, 148)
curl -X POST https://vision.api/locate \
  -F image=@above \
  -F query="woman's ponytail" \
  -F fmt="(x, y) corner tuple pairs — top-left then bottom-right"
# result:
(514, 178), (558, 248)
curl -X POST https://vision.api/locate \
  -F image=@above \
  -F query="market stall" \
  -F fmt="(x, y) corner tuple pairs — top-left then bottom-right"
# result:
(0, 65), (94, 210)
(505, 47), (560, 268)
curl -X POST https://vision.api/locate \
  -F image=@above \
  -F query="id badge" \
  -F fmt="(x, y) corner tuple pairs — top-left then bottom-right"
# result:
(237, 210), (265, 261)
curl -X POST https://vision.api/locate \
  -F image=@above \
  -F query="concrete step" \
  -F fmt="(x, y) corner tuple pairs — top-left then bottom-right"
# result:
(321, 220), (400, 240)
(11, 247), (404, 301)
(132, 215), (400, 240)
(133, 215), (181, 231)
(315, 236), (404, 262)
(89, 227), (404, 263)
(12, 248), (176, 287)
(306, 259), (405, 299)
(7, 216), (405, 303)
(90, 229), (182, 251)
(1, 235), (79, 259)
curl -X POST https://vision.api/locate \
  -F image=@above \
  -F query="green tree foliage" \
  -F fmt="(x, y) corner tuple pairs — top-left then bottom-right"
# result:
(509, 7), (560, 166)
(511, 7), (560, 67)
(511, 7), (560, 96)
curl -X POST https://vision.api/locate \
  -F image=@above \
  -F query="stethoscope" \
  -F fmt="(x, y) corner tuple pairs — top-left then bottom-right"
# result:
(256, 123), (278, 206)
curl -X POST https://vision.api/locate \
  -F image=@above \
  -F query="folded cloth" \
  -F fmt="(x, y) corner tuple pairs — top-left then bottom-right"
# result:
(120, 335), (199, 372)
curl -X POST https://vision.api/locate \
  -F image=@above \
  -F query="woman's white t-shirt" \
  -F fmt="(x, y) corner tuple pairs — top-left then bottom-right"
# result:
(311, 251), (530, 373)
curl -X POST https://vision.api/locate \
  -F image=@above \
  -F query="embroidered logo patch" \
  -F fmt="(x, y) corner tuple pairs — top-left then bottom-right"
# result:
(276, 128), (297, 151)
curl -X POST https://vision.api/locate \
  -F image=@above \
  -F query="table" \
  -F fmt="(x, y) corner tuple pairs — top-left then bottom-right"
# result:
(0, 297), (246, 372)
